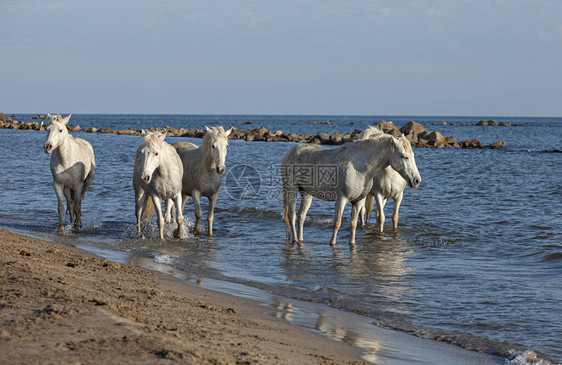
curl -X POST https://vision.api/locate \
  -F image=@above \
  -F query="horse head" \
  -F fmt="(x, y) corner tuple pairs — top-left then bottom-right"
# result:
(389, 134), (421, 189)
(139, 130), (166, 184)
(44, 114), (72, 154)
(204, 126), (232, 174)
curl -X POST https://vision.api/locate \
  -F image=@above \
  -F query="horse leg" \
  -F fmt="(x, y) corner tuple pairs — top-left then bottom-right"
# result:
(164, 199), (173, 224)
(76, 169), (94, 231)
(54, 183), (65, 232)
(172, 193), (184, 238)
(64, 188), (75, 223)
(365, 194), (374, 222)
(207, 193), (219, 236)
(375, 194), (385, 233)
(349, 198), (365, 245)
(329, 196), (348, 246)
(392, 192), (403, 230)
(297, 194), (312, 242)
(73, 185), (83, 232)
(135, 188), (145, 233)
(287, 190), (298, 243)
(192, 190), (202, 235)
(151, 195), (165, 239)
(359, 205), (365, 228)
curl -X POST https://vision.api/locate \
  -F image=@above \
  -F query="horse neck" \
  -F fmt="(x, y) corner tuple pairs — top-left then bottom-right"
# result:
(355, 138), (394, 178)
(54, 135), (73, 163)
(201, 136), (215, 171)
(155, 144), (172, 177)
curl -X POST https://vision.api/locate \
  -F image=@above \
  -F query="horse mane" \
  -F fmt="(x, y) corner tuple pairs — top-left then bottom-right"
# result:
(356, 132), (414, 155)
(359, 125), (384, 140)
(142, 131), (164, 148)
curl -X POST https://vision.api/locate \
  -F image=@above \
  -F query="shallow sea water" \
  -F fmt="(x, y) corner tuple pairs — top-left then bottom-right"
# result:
(0, 114), (560, 363)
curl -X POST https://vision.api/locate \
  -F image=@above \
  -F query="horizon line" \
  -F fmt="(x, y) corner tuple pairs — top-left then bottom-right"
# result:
(3, 111), (561, 119)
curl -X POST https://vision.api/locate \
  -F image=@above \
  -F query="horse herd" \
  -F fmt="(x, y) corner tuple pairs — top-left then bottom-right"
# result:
(43, 114), (421, 245)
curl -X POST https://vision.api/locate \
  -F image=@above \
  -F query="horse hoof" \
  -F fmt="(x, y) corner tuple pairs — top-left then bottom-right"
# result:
(173, 230), (182, 238)
(57, 226), (64, 233)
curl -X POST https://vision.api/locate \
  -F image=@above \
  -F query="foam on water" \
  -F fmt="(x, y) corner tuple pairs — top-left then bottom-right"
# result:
(506, 350), (554, 365)
(153, 254), (175, 265)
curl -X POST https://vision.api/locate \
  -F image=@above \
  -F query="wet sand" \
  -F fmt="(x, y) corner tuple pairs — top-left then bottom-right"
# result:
(0, 228), (364, 364)
(0, 228), (503, 364)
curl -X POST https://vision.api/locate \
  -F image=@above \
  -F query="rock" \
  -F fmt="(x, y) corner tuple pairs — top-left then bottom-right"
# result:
(312, 121), (318, 125)
(90, 127), (98, 133)
(98, 128), (116, 134)
(461, 139), (484, 148)
(32, 114), (48, 119)
(419, 131), (447, 148)
(445, 136), (459, 148)
(376, 121), (401, 137)
(499, 122), (513, 126)
(244, 121), (254, 125)
(253, 126), (269, 141)
(117, 129), (137, 135)
(423, 132), (447, 148)
(400, 121), (428, 144)
(72, 125), (81, 132)
(476, 120), (499, 126)
(320, 120), (330, 125)
(315, 133), (330, 144)
(327, 132), (344, 145)
(441, 122), (447, 125)
(488, 141), (506, 148)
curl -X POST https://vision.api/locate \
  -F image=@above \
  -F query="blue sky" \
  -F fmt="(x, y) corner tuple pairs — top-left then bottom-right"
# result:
(1, 0), (561, 116)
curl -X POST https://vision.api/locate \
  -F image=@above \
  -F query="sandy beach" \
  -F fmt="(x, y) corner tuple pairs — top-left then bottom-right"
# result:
(0, 228), (365, 364)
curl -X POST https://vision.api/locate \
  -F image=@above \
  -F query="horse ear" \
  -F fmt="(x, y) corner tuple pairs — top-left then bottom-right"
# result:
(157, 132), (166, 142)
(46, 113), (52, 118)
(205, 126), (212, 133)
(225, 128), (232, 137)
(61, 114), (71, 125)
(141, 129), (148, 135)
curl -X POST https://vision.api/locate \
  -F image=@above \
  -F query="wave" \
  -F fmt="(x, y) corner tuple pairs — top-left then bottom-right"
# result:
(506, 350), (555, 365)
(541, 252), (562, 263)
(221, 206), (283, 221)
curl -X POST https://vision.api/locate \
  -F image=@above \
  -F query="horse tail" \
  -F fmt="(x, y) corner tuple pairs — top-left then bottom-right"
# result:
(142, 195), (154, 222)
(365, 194), (374, 222)
(283, 188), (290, 241)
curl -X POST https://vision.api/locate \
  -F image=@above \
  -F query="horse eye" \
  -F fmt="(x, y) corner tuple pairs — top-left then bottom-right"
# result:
(212, 145), (216, 149)
(155, 152), (159, 156)
(59, 129), (63, 132)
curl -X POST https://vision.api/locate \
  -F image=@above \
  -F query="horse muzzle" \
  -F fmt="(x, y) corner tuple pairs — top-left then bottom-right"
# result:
(409, 176), (421, 189)
(217, 166), (226, 175)
(44, 144), (52, 154)
(141, 174), (151, 184)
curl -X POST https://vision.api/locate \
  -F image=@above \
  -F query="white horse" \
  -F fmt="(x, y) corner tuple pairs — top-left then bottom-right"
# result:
(358, 126), (409, 232)
(43, 114), (95, 232)
(166, 126), (232, 236)
(282, 131), (420, 246)
(133, 131), (184, 240)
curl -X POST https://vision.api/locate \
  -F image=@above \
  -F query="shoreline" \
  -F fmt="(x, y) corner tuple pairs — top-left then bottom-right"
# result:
(0, 228), (364, 364)
(0, 228), (504, 364)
